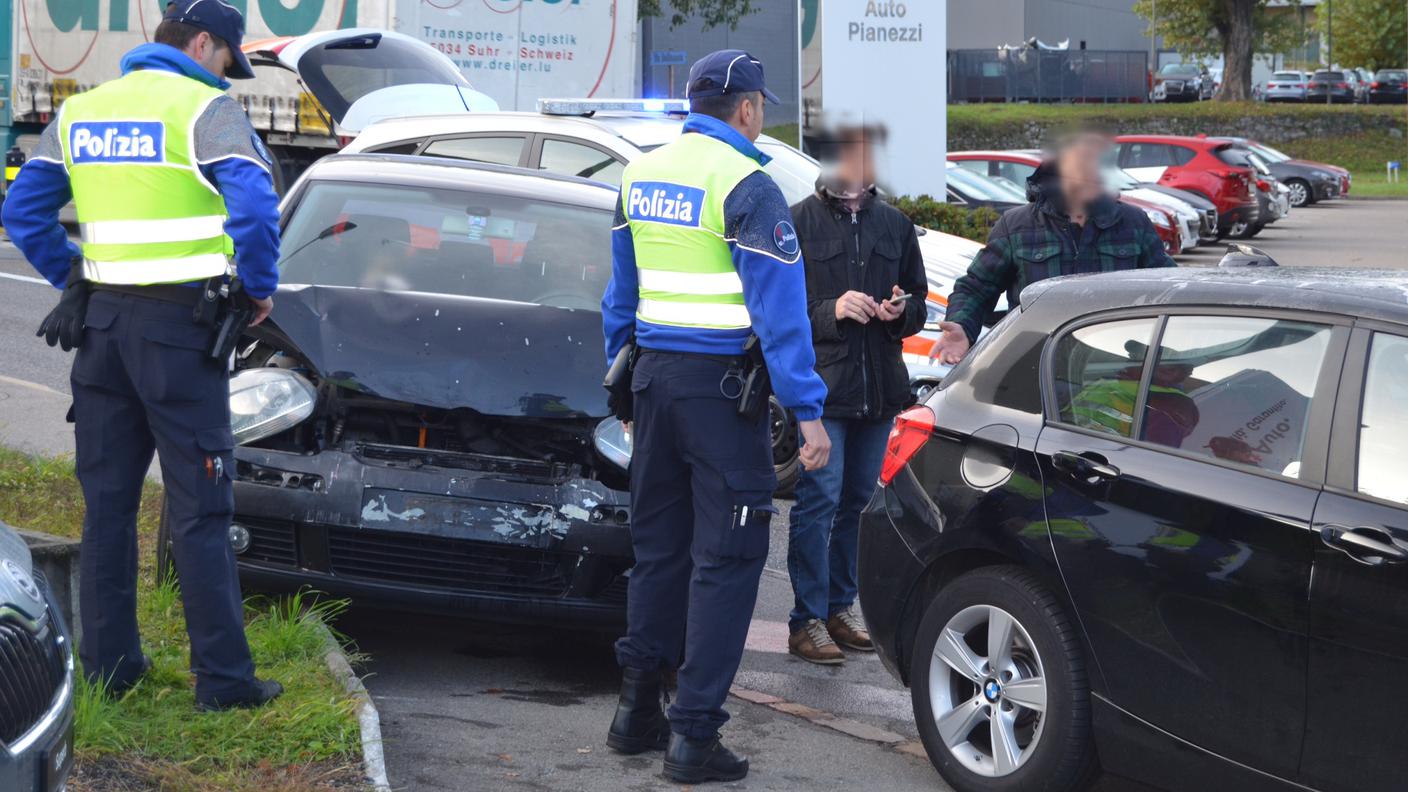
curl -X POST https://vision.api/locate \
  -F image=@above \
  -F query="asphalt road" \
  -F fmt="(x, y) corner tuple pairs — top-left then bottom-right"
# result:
(0, 197), (1402, 791)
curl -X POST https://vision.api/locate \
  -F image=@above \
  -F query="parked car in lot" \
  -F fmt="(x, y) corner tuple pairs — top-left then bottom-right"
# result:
(1152, 63), (1214, 101)
(943, 163), (1027, 213)
(1307, 70), (1357, 103)
(187, 155), (643, 624)
(1114, 135), (1258, 235)
(860, 266), (1408, 792)
(1369, 69), (1408, 104)
(1264, 70), (1309, 102)
(1212, 145), (1290, 237)
(1213, 136), (1347, 207)
(0, 521), (74, 792)
(947, 150), (1200, 252)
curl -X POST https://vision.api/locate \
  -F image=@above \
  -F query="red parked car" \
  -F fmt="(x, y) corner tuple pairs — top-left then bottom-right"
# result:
(947, 150), (1185, 254)
(1113, 135), (1259, 236)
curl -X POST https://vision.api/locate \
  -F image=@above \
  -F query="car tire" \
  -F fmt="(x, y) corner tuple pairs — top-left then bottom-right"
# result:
(156, 496), (177, 588)
(1286, 179), (1313, 208)
(911, 565), (1098, 792)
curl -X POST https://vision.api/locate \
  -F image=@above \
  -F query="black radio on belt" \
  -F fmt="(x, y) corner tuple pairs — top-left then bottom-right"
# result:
(208, 278), (255, 361)
(735, 334), (771, 422)
(603, 338), (639, 421)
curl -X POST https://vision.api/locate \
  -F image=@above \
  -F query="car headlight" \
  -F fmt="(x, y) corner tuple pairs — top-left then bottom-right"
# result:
(1312, 170), (1332, 180)
(1146, 209), (1171, 227)
(229, 369), (317, 445)
(593, 416), (632, 470)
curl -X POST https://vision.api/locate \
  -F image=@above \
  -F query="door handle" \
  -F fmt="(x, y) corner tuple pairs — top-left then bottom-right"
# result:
(1320, 525), (1408, 566)
(1052, 450), (1121, 482)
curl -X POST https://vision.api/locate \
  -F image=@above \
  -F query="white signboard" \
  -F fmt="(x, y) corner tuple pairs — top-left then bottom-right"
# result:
(400, 0), (638, 111)
(815, 0), (946, 197)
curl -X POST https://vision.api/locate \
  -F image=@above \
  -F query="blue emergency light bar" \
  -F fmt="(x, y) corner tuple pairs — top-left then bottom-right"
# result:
(537, 98), (691, 116)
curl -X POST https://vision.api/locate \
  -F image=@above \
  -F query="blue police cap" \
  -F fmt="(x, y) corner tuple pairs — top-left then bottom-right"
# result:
(686, 50), (780, 105)
(163, 0), (255, 80)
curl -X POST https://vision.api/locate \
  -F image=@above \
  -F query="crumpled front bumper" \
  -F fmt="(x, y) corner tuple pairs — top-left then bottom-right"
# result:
(232, 443), (635, 627)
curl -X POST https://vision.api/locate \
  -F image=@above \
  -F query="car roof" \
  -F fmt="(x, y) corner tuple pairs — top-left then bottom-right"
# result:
(1115, 134), (1221, 148)
(1023, 267), (1408, 326)
(349, 110), (691, 151)
(297, 153), (619, 210)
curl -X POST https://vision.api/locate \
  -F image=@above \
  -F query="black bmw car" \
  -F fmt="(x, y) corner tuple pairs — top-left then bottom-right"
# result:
(860, 267), (1408, 791)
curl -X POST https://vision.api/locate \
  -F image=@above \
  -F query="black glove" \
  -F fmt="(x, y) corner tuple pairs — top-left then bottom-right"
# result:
(36, 258), (90, 352)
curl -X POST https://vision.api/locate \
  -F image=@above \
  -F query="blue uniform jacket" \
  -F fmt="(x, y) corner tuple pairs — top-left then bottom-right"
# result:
(2, 43), (281, 299)
(601, 114), (827, 421)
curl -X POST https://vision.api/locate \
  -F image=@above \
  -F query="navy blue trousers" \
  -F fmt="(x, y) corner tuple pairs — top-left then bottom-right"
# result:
(71, 291), (255, 700)
(615, 351), (776, 741)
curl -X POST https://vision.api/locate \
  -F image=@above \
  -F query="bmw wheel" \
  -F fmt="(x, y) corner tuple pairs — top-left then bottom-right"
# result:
(1286, 179), (1312, 207)
(911, 566), (1097, 792)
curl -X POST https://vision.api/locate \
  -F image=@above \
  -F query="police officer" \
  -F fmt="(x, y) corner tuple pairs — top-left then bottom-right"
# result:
(601, 50), (831, 784)
(2, 0), (283, 710)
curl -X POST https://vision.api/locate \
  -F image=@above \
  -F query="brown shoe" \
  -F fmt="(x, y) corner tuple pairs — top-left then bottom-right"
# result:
(789, 620), (845, 665)
(827, 606), (874, 652)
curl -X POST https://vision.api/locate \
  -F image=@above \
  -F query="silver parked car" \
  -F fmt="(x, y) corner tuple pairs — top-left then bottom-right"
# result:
(1264, 70), (1309, 102)
(0, 521), (74, 792)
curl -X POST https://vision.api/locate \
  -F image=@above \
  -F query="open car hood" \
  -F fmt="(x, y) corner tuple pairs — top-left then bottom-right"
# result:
(244, 29), (499, 132)
(267, 285), (607, 418)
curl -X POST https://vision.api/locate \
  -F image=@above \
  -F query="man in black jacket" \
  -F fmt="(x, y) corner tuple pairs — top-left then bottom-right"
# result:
(787, 126), (927, 665)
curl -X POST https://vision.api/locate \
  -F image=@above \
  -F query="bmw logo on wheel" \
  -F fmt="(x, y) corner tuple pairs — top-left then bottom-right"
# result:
(984, 679), (1002, 702)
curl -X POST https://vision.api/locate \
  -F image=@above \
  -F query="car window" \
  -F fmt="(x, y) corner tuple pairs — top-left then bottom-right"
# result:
(1138, 316), (1332, 476)
(1169, 146), (1196, 166)
(278, 180), (611, 312)
(1271, 72), (1302, 81)
(420, 136), (525, 166)
(1313, 71), (1343, 81)
(995, 160), (1037, 186)
(1053, 318), (1160, 437)
(366, 141), (421, 156)
(953, 159), (989, 176)
(1357, 334), (1408, 503)
(1123, 143), (1175, 169)
(538, 139), (625, 186)
(1377, 70), (1407, 81)
(754, 139), (823, 206)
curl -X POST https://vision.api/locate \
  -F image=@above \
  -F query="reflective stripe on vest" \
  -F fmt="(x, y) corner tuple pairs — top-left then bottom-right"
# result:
(59, 70), (232, 286)
(621, 133), (762, 331)
(1070, 380), (1185, 436)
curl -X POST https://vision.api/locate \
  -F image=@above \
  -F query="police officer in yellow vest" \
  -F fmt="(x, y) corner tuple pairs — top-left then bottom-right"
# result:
(601, 50), (832, 783)
(2, 0), (283, 710)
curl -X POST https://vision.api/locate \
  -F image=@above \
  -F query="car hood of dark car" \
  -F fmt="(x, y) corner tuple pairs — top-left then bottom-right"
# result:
(1283, 159), (1345, 176)
(269, 285), (608, 419)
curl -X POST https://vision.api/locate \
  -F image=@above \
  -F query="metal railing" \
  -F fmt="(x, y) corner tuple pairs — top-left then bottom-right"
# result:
(949, 49), (1150, 103)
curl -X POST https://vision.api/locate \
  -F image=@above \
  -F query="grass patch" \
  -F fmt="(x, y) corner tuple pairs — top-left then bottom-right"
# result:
(0, 447), (365, 792)
(763, 122), (800, 148)
(1348, 171), (1408, 198)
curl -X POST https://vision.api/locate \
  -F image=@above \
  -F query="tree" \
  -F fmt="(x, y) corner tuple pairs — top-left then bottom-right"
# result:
(1318, 0), (1408, 71)
(639, 0), (759, 30)
(1135, 0), (1305, 101)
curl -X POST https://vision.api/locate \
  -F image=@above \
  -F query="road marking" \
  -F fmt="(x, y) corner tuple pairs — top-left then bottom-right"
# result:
(0, 270), (49, 286)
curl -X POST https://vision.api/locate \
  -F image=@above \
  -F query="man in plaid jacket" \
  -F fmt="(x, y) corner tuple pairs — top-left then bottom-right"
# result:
(931, 132), (1175, 364)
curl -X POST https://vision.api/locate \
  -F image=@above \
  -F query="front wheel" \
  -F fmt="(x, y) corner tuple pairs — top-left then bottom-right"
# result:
(911, 566), (1098, 792)
(1286, 179), (1312, 208)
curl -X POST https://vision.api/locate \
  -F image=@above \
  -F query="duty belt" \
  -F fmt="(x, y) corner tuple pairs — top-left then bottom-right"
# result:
(91, 282), (205, 307)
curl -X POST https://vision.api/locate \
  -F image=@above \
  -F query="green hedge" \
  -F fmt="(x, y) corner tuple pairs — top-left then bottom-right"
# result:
(890, 196), (1001, 242)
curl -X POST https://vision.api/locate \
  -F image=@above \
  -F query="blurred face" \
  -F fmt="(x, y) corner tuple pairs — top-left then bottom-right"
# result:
(1057, 135), (1112, 210)
(835, 131), (876, 190)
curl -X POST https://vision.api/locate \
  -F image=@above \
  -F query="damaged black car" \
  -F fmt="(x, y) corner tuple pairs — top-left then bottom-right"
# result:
(156, 154), (795, 627)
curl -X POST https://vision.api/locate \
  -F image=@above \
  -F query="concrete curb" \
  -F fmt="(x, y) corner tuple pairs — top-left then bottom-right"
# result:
(314, 622), (392, 792)
(730, 685), (930, 763)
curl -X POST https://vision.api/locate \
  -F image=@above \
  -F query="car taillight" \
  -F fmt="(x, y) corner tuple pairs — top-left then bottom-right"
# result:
(1297, 83), (1306, 88)
(1337, 82), (1350, 89)
(1372, 81), (1381, 88)
(1256, 178), (1270, 191)
(879, 405), (936, 485)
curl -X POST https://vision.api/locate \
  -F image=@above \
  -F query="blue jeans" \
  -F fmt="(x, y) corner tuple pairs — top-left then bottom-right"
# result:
(787, 417), (891, 633)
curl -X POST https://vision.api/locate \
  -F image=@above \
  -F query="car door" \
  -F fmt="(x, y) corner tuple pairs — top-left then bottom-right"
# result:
(1299, 326), (1408, 792)
(530, 136), (627, 186)
(1036, 310), (1346, 779)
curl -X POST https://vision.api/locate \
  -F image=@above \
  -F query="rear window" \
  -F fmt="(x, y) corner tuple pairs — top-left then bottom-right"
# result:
(1377, 70), (1407, 81)
(1160, 64), (1200, 76)
(279, 180), (611, 312)
(1313, 71), (1343, 81)
(1271, 72), (1302, 81)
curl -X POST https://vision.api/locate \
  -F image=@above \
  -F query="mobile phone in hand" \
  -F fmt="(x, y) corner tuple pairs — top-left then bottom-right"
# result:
(887, 292), (914, 306)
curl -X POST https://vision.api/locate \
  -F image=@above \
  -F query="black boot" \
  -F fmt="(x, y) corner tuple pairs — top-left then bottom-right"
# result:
(196, 678), (284, 712)
(607, 667), (671, 754)
(663, 732), (749, 784)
